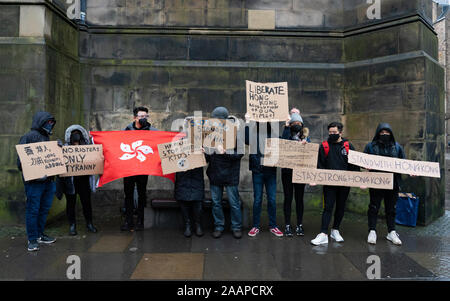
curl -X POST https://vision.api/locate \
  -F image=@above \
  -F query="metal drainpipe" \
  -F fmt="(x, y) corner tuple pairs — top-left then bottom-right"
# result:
(80, 0), (86, 25)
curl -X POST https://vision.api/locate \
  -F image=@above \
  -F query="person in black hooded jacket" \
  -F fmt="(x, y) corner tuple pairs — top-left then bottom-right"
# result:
(364, 123), (406, 246)
(17, 111), (58, 251)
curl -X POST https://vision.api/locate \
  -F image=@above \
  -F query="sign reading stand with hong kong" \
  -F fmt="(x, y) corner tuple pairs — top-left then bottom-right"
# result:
(348, 150), (441, 178)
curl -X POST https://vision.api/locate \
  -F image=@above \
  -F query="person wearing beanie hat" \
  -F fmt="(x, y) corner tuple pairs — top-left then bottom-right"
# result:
(206, 106), (244, 239)
(280, 111), (310, 237)
(211, 107), (229, 119)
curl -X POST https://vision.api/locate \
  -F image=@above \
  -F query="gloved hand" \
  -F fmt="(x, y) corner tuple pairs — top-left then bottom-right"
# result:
(57, 139), (63, 148)
(37, 175), (48, 181)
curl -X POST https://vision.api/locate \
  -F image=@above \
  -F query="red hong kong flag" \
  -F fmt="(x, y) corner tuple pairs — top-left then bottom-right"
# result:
(90, 130), (183, 187)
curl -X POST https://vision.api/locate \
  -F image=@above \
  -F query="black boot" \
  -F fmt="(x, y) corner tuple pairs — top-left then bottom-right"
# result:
(121, 220), (134, 231)
(135, 218), (144, 231)
(184, 222), (192, 237)
(86, 222), (97, 233)
(69, 223), (77, 236)
(195, 223), (204, 237)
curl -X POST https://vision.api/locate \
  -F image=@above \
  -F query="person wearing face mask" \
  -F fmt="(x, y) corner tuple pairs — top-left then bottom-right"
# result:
(121, 107), (158, 232)
(310, 122), (360, 246)
(364, 123), (406, 246)
(17, 111), (58, 251)
(280, 112), (310, 237)
(56, 125), (98, 236)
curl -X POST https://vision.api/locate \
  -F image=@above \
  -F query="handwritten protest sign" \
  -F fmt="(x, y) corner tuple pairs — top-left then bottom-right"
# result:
(262, 138), (319, 169)
(60, 144), (104, 177)
(246, 80), (289, 122)
(16, 141), (66, 181)
(292, 168), (394, 189)
(157, 139), (207, 175)
(187, 118), (237, 150)
(348, 150), (441, 178)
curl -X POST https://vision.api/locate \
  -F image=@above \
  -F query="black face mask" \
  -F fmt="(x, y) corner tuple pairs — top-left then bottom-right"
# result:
(290, 124), (303, 134)
(379, 134), (391, 144)
(138, 118), (149, 127)
(70, 132), (82, 144)
(328, 134), (340, 142)
(42, 122), (54, 135)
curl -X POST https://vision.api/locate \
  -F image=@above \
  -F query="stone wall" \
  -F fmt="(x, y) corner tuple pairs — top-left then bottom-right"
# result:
(0, 2), (83, 223)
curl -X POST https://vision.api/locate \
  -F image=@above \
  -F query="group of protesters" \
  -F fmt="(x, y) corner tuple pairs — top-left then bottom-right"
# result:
(17, 106), (408, 252)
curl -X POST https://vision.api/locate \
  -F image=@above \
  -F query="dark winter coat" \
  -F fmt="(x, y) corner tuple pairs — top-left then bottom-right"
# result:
(363, 123), (406, 190)
(17, 112), (56, 182)
(245, 122), (279, 174)
(175, 167), (205, 202)
(205, 146), (243, 187)
(280, 125), (311, 176)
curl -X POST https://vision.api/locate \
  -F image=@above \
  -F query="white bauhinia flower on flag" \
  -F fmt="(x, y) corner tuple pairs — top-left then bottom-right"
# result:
(119, 140), (153, 162)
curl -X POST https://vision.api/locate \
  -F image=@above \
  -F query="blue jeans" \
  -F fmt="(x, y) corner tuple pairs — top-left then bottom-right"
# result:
(252, 171), (277, 229)
(24, 180), (56, 242)
(210, 185), (242, 231)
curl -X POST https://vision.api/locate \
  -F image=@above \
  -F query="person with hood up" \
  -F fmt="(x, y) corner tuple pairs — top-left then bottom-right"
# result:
(310, 122), (362, 246)
(17, 111), (58, 251)
(121, 106), (158, 232)
(364, 123), (406, 246)
(56, 125), (98, 236)
(280, 111), (310, 237)
(205, 107), (244, 239)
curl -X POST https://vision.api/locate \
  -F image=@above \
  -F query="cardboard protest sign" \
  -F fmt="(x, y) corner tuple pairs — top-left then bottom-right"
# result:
(60, 144), (104, 177)
(348, 150), (441, 178)
(187, 118), (237, 150)
(157, 139), (207, 175)
(262, 138), (319, 169)
(292, 168), (394, 189)
(16, 141), (66, 181)
(246, 80), (289, 122)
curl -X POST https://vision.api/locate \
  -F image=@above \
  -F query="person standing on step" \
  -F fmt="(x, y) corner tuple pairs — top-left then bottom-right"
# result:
(121, 106), (158, 232)
(17, 111), (58, 252)
(310, 122), (362, 246)
(280, 111), (310, 237)
(56, 125), (98, 236)
(174, 123), (205, 238)
(364, 123), (407, 246)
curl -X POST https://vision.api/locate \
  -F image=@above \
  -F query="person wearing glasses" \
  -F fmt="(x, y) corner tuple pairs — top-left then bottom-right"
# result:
(121, 107), (158, 232)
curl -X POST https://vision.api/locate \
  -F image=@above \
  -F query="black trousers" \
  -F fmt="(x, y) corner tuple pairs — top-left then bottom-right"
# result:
(281, 171), (305, 226)
(368, 188), (398, 233)
(66, 176), (93, 224)
(320, 186), (350, 233)
(123, 175), (148, 223)
(178, 200), (202, 225)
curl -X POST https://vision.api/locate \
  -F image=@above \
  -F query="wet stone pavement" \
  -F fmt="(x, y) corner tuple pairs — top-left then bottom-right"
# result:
(0, 210), (449, 281)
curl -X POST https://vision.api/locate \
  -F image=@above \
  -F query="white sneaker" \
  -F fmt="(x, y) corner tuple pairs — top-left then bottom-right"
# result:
(386, 231), (402, 245)
(330, 229), (344, 242)
(311, 233), (328, 246)
(367, 230), (377, 244)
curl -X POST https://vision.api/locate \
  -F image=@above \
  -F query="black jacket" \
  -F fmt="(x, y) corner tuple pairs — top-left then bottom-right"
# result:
(205, 147), (243, 186)
(245, 122), (277, 174)
(280, 125), (311, 176)
(17, 112), (56, 180)
(175, 167), (205, 202)
(317, 138), (359, 171)
(363, 123), (406, 190)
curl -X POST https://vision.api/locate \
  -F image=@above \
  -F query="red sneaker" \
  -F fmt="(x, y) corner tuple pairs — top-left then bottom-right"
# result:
(248, 227), (260, 237)
(270, 227), (283, 237)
